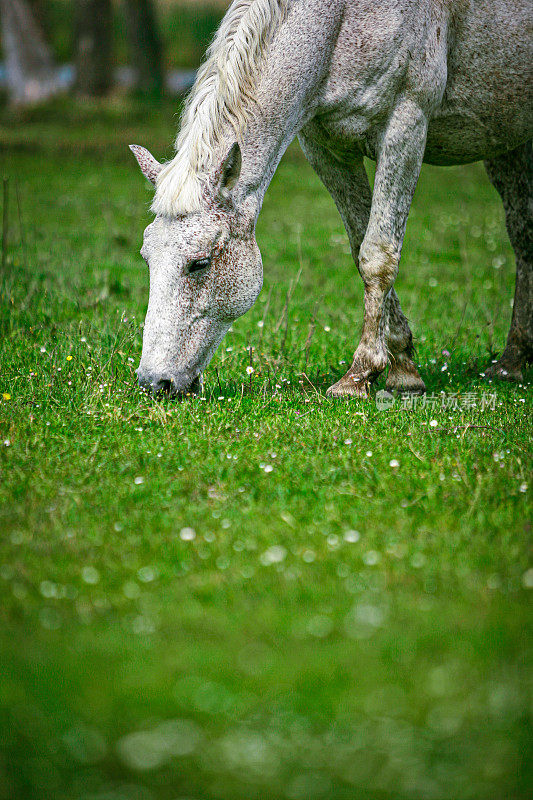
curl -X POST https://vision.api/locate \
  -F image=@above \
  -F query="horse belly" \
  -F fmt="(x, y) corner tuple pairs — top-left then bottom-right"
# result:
(425, 0), (533, 165)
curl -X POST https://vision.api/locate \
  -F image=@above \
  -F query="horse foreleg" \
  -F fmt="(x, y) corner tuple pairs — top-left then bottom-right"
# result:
(298, 130), (372, 395)
(299, 114), (426, 397)
(329, 99), (429, 397)
(384, 288), (426, 394)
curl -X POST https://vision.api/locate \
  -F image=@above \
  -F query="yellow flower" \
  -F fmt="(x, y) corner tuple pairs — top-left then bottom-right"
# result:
(66, 355), (73, 361)
(2, 393), (11, 400)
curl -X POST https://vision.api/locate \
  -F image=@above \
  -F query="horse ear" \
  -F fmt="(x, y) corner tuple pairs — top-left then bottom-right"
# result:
(213, 142), (242, 203)
(129, 145), (162, 185)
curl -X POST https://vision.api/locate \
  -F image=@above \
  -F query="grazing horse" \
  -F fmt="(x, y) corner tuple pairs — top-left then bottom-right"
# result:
(130, 0), (532, 397)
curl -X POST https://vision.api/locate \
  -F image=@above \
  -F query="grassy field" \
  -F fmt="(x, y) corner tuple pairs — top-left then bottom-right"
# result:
(0, 101), (531, 800)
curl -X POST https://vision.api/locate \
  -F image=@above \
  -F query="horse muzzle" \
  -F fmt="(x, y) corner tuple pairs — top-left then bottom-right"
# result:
(136, 368), (202, 398)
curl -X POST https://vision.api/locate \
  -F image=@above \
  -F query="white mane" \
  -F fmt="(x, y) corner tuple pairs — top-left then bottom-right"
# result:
(151, 0), (289, 217)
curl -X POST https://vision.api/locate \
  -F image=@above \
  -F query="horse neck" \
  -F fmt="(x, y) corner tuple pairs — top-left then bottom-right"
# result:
(156, 0), (336, 219)
(232, 107), (300, 216)
(223, 0), (340, 214)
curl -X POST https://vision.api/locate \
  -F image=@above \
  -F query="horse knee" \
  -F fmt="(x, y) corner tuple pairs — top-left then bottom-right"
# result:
(359, 241), (399, 292)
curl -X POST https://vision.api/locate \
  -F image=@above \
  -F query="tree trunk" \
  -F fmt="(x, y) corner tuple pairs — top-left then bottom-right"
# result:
(123, 0), (163, 99)
(27, 0), (49, 38)
(0, 0), (62, 105)
(74, 0), (113, 97)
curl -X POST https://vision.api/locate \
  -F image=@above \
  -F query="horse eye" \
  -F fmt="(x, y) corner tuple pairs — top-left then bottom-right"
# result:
(188, 257), (211, 274)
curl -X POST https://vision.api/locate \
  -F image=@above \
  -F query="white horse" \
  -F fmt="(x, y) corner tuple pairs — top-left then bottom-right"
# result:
(131, 0), (532, 397)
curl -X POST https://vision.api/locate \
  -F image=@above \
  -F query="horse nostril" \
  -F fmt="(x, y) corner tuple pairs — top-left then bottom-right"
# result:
(189, 375), (201, 395)
(155, 378), (173, 395)
(137, 371), (174, 395)
(137, 372), (201, 397)
(137, 371), (152, 392)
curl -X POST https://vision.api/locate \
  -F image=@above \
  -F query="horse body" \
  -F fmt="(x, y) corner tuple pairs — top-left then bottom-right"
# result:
(131, 0), (532, 397)
(425, 2), (533, 165)
(312, 0), (532, 166)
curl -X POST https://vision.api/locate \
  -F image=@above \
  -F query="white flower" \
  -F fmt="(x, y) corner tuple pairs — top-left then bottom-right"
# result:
(138, 566), (158, 582)
(411, 552), (426, 568)
(429, 420), (438, 427)
(260, 545), (287, 565)
(522, 569), (533, 589)
(246, 366), (255, 375)
(519, 483), (528, 493)
(356, 603), (385, 627)
(180, 527), (196, 541)
(366, 451), (372, 457)
(344, 530), (361, 543)
(263, 464), (273, 473)
(81, 566), (100, 584)
(134, 476), (144, 485)
(363, 550), (381, 566)
(389, 459), (400, 468)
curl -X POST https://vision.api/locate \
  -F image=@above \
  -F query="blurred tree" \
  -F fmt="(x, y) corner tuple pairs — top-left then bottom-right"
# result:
(123, 0), (163, 100)
(27, 0), (49, 37)
(0, 0), (63, 105)
(74, 0), (113, 96)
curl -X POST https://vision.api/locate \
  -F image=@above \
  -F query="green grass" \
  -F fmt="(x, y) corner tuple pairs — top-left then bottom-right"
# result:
(0, 101), (531, 800)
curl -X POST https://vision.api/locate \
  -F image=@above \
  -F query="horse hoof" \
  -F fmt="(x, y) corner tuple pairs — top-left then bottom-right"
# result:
(385, 376), (426, 395)
(484, 360), (523, 383)
(326, 373), (370, 398)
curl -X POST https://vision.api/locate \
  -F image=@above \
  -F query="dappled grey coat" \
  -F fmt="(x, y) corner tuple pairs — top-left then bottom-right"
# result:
(131, 0), (532, 397)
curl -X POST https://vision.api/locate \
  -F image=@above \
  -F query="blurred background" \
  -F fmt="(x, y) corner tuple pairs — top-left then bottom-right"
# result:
(0, 0), (228, 105)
